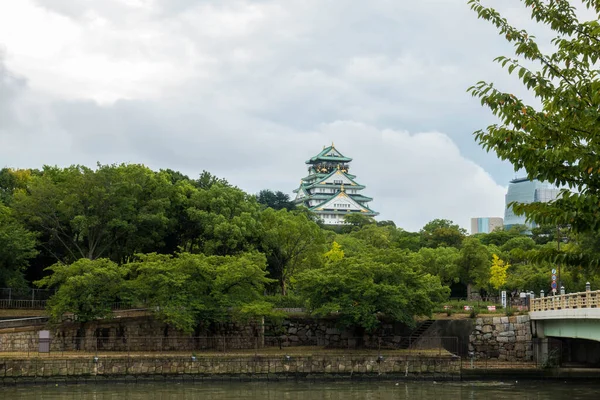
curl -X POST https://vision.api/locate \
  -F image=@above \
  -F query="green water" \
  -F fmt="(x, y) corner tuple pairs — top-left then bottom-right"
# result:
(0, 381), (598, 399)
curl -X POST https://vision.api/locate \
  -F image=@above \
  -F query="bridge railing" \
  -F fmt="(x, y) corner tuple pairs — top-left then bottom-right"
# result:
(531, 290), (600, 312)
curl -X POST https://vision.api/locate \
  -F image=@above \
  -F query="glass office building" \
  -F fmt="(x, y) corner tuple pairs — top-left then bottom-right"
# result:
(471, 217), (504, 234)
(504, 178), (560, 229)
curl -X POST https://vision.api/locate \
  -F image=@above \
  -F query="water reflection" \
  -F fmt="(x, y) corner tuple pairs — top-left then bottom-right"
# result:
(1, 381), (599, 399)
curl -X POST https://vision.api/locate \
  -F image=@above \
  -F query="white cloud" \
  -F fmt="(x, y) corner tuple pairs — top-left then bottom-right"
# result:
(0, 0), (537, 231)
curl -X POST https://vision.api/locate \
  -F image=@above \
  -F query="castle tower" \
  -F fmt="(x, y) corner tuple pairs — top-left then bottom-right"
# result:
(293, 144), (378, 225)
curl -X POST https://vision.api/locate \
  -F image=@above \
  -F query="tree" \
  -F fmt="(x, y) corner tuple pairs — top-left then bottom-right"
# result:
(468, 0), (600, 234)
(185, 183), (262, 256)
(128, 252), (272, 333)
(420, 219), (466, 248)
(257, 189), (295, 211)
(392, 228), (421, 252)
(324, 241), (345, 264)
(489, 254), (510, 290)
(343, 213), (376, 228)
(456, 237), (491, 299)
(0, 204), (38, 288)
(36, 258), (129, 324)
(297, 255), (449, 333)
(377, 220), (397, 228)
(0, 168), (34, 205)
(349, 225), (395, 248)
(195, 171), (229, 189)
(474, 225), (527, 247)
(13, 164), (173, 263)
(261, 208), (325, 295)
(415, 247), (460, 286)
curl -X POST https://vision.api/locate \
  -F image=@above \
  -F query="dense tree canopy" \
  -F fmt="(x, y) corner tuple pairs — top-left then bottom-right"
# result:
(0, 204), (37, 288)
(297, 254), (449, 332)
(4, 161), (594, 333)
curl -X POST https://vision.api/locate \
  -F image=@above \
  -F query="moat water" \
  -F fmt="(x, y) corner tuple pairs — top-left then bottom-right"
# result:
(1, 380), (599, 399)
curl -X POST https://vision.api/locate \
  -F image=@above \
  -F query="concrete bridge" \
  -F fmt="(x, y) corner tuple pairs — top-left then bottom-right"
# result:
(531, 290), (600, 365)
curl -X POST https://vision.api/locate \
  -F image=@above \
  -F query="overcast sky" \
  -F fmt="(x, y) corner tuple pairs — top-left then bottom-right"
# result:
(0, 0), (567, 231)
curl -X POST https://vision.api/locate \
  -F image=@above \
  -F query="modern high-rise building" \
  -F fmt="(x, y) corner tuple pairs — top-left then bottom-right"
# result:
(504, 178), (560, 229)
(471, 217), (504, 234)
(293, 144), (378, 225)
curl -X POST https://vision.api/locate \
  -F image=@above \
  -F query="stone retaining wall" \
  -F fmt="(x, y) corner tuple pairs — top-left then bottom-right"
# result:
(469, 315), (533, 361)
(265, 318), (410, 348)
(0, 355), (460, 380)
(0, 317), (261, 352)
(0, 316), (413, 353)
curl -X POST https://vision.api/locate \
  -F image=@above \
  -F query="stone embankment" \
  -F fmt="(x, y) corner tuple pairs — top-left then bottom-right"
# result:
(469, 315), (533, 361)
(0, 354), (461, 382)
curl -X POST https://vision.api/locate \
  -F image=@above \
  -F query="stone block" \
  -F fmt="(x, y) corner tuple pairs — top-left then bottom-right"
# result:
(476, 318), (484, 325)
(498, 331), (515, 337)
(482, 325), (493, 333)
(492, 317), (501, 324)
(500, 317), (509, 324)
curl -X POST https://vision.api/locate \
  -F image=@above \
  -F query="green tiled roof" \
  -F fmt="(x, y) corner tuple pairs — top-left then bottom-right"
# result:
(305, 145), (352, 164)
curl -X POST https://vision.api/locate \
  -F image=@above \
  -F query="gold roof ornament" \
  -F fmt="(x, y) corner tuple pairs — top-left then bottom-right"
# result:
(331, 141), (335, 148)
(340, 184), (345, 192)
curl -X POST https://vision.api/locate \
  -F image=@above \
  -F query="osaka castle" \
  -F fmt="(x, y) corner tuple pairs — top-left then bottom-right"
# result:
(293, 144), (378, 225)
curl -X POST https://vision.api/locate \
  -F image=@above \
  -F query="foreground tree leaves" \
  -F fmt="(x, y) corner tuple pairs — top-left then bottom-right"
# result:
(468, 0), (600, 234)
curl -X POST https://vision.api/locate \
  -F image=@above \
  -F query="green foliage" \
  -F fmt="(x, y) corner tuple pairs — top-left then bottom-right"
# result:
(420, 219), (466, 249)
(185, 183), (262, 256)
(343, 213), (376, 229)
(349, 224), (395, 248)
(456, 237), (491, 297)
(260, 208), (325, 295)
(468, 0), (600, 234)
(489, 254), (509, 290)
(256, 189), (295, 211)
(474, 225), (527, 247)
(0, 204), (38, 287)
(414, 246), (460, 286)
(127, 252), (272, 333)
(11, 162), (588, 329)
(36, 258), (129, 323)
(0, 168), (34, 205)
(297, 253), (449, 332)
(392, 228), (421, 251)
(323, 241), (345, 264)
(13, 164), (172, 263)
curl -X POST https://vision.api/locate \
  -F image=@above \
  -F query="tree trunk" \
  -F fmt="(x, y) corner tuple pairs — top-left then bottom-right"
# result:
(280, 277), (287, 296)
(467, 283), (474, 300)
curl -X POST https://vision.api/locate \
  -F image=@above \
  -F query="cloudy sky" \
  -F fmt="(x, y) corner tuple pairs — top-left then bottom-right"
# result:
(0, 0), (560, 231)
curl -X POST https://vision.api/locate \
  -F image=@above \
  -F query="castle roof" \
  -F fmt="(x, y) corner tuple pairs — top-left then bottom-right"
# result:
(305, 144), (352, 164)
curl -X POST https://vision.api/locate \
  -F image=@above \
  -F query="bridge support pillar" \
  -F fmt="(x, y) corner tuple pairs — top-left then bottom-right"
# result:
(534, 338), (549, 365)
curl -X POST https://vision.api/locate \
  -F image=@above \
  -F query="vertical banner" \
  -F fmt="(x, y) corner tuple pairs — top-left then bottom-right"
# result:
(501, 290), (507, 308)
